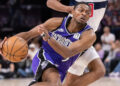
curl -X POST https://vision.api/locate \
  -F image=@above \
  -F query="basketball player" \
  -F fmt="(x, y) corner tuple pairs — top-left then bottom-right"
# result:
(0, 3), (105, 86)
(47, 0), (108, 85)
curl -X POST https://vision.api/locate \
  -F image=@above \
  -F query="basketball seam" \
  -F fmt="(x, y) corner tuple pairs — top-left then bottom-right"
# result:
(12, 42), (28, 61)
(13, 43), (28, 57)
(9, 37), (19, 61)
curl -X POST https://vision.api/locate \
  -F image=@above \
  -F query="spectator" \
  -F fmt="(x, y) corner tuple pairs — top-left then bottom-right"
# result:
(7, 0), (24, 27)
(109, 40), (120, 77)
(101, 26), (116, 60)
(16, 57), (33, 78)
(109, 61), (120, 77)
(95, 43), (104, 60)
(28, 37), (41, 60)
(0, 56), (15, 79)
(104, 43), (117, 75)
(114, 16), (120, 26)
(28, 43), (39, 60)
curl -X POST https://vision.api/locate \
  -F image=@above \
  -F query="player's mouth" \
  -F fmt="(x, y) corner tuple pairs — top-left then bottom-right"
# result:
(80, 17), (86, 22)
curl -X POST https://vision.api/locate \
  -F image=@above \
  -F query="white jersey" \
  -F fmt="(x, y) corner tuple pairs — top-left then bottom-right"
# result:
(75, 0), (108, 32)
(68, 0), (108, 77)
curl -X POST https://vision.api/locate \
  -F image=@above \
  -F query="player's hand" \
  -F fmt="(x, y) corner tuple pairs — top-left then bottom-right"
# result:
(65, 6), (74, 13)
(38, 25), (50, 41)
(0, 37), (7, 55)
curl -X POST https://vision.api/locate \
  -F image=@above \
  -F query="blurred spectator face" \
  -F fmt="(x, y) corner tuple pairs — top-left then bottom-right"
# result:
(29, 43), (36, 51)
(104, 26), (110, 34)
(108, 4), (114, 11)
(95, 43), (102, 51)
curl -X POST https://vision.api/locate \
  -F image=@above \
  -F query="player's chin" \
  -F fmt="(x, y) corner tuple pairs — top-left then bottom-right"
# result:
(77, 20), (86, 24)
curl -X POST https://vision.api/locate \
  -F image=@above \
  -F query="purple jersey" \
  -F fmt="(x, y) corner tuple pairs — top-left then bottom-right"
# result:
(32, 16), (92, 81)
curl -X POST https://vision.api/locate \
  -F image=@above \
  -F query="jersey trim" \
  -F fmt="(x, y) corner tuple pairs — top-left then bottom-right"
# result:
(64, 16), (91, 35)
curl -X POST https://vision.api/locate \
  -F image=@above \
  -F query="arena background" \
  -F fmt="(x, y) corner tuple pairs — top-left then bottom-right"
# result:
(0, 0), (120, 86)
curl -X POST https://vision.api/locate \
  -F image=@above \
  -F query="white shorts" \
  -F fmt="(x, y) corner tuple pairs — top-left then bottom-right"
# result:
(68, 46), (99, 76)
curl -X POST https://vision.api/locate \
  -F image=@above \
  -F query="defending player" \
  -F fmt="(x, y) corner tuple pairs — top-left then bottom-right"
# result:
(0, 2), (105, 86)
(47, 0), (108, 32)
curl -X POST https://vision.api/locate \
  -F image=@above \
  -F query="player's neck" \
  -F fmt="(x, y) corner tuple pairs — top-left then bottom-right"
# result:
(68, 18), (86, 33)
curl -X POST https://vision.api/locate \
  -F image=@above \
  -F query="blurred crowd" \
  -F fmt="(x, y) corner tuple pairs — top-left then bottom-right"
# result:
(0, 0), (120, 79)
(95, 26), (120, 77)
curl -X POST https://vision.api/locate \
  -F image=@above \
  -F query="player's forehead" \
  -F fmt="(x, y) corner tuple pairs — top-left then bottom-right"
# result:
(75, 4), (90, 11)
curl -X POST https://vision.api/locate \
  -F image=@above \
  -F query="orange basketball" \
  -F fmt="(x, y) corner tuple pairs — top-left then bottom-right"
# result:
(1, 36), (28, 62)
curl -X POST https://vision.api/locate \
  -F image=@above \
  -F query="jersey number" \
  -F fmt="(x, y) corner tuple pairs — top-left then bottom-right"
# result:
(89, 3), (94, 17)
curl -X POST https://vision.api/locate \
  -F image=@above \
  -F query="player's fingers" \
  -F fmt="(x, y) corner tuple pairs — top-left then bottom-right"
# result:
(1, 37), (7, 45)
(3, 37), (7, 42)
(0, 37), (7, 51)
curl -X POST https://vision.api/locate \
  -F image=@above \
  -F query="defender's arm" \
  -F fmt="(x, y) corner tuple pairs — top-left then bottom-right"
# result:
(47, 0), (73, 13)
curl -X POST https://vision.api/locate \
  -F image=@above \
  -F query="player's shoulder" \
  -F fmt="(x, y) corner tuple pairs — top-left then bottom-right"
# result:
(46, 17), (63, 23)
(43, 17), (64, 31)
(81, 24), (95, 36)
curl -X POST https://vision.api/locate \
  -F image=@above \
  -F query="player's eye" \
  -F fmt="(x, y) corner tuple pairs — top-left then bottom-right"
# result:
(79, 10), (84, 12)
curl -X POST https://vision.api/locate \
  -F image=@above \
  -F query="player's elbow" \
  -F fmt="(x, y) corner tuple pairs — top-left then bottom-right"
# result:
(88, 33), (96, 48)
(94, 66), (106, 79)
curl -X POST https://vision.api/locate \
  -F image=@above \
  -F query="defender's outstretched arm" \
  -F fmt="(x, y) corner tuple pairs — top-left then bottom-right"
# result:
(47, 0), (73, 13)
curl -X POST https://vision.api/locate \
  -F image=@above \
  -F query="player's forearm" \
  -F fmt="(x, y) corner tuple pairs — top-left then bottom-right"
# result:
(47, 34), (96, 59)
(16, 27), (39, 42)
(48, 38), (72, 59)
(16, 32), (37, 42)
(16, 32), (31, 41)
(47, 0), (70, 13)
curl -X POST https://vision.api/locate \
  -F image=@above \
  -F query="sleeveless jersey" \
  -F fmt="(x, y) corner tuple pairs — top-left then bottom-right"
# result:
(33, 16), (92, 81)
(70, 0), (108, 32)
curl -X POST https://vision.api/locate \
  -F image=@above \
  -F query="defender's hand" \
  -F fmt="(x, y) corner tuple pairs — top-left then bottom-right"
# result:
(0, 37), (7, 55)
(38, 25), (50, 41)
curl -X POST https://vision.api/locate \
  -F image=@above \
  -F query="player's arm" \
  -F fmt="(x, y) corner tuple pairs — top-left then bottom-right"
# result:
(16, 18), (63, 42)
(47, 0), (74, 13)
(0, 18), (63, 54)
(66, 29), (96, 57)
(39, 28), (96, 59)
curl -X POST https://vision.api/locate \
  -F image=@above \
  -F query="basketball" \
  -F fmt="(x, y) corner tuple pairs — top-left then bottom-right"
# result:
(1, 36), (28, 62)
